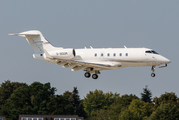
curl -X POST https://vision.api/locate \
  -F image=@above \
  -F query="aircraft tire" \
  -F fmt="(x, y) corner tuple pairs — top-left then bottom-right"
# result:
(151, 73), (155, 77)
(92, 74), (98, 79)
(85, 72), (91, 78)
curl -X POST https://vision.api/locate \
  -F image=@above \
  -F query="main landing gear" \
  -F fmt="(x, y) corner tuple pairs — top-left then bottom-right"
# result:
(151, 66), (155, 77)
(92, 74), (98, 79)
(84, 72), (91, 78)
(84, 71), (100, 79)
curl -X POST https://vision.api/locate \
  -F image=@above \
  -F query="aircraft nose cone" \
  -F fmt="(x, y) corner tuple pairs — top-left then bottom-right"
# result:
(164, 57), (171, 64)
(158, 55), (171, 64)
(165, 58), (171, 64)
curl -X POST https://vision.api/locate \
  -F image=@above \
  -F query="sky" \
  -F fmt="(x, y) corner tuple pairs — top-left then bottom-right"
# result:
(0, 1), (179, 99)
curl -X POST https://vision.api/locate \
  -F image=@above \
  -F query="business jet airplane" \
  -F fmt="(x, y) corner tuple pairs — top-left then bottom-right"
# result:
(10, 30), (170, 79)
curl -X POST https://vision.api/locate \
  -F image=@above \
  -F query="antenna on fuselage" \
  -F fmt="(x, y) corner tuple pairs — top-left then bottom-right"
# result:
(124, 45), (127, 48)
(90, 46), (93, 49)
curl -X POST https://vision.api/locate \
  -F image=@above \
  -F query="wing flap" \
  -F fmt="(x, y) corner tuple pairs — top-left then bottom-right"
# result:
(54, 58), (122, 70)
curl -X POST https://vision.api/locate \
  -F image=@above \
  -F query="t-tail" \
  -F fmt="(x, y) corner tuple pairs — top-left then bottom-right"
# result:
(9, 30), (76, 61)
(9, 30), (57, 61)
(9, 30), (54, 53)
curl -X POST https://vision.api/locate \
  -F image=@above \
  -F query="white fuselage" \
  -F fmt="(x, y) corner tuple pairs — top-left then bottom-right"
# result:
(74, 48), (169, 69)
(34, 47), (170, 71)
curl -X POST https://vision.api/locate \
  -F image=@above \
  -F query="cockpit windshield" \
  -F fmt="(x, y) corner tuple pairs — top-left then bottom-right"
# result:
(145, 50), (158, 54)
(151, 50), (158, 54)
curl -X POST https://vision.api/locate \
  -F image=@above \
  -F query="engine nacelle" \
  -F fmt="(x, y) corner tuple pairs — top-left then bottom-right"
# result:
(50, 49), (76, 59)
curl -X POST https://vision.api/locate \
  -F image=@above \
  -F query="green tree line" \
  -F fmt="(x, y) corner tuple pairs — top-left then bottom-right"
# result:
(0, 80), (179, 120)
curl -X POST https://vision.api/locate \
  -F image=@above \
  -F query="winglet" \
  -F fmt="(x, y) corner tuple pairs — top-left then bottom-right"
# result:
(90, 46), (93, 49)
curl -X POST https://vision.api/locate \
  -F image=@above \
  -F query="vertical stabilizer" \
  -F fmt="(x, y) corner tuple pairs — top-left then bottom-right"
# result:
(9, 30), (54, 53)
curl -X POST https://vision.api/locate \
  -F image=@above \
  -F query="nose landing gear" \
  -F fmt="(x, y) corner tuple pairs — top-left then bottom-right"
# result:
(151, 66), (155, 77)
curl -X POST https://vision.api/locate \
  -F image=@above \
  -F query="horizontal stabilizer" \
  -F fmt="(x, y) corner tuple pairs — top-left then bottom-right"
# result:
(9, 34), (19, 36)
(9, 33), (39, 36)
(9, 30), (42, 37)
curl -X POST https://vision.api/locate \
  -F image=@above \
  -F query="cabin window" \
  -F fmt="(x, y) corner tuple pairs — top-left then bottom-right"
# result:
(107, 53), (110, 56)
(119, 53), (122, 56)
(126, 53), (128, 56)
(101, 53), (103, 57)
(113, 53), (116, 56)
(94, 53), (97, 57)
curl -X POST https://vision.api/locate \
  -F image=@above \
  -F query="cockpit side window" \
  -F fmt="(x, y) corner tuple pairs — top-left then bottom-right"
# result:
(145, 51), (152, 53)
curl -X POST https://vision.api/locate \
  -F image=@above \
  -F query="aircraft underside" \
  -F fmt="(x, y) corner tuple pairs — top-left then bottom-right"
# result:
(82, 63), (168, 79)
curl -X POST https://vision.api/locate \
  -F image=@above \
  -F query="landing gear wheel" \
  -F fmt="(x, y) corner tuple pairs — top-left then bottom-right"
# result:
(92, 74), (98, 79)
(151, 73), (155, 77)
(84, 72), (91, 78)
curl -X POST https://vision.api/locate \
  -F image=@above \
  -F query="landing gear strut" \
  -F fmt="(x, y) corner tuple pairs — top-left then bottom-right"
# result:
(151, 66), (155, 77)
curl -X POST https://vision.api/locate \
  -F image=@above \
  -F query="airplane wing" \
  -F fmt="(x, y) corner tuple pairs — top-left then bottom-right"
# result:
(54, 58), (122, 72)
